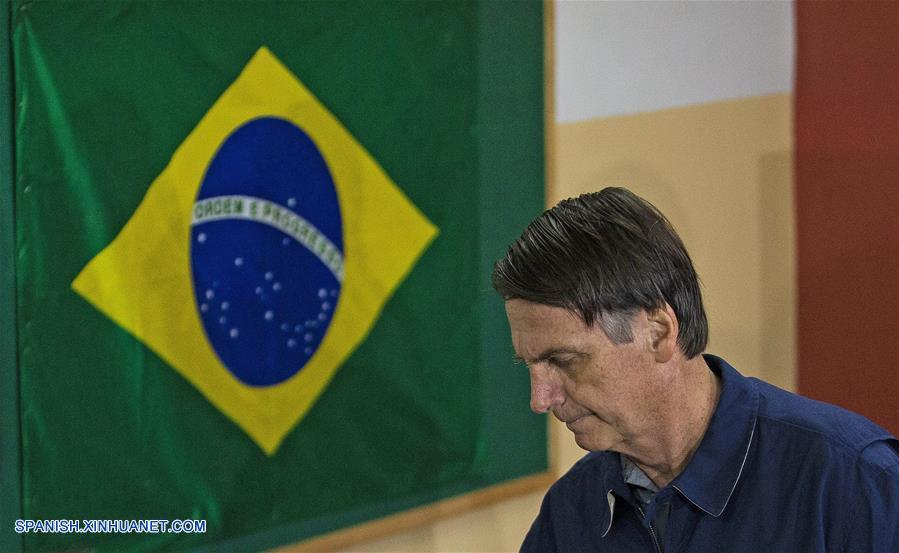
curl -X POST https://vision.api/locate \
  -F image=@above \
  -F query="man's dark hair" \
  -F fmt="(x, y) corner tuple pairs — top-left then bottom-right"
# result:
(492, 187), (708, 358)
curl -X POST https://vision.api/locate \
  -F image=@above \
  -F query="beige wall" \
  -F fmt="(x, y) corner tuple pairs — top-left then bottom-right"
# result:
(338, 490), (544, 553)
(550, 93), (796, 474)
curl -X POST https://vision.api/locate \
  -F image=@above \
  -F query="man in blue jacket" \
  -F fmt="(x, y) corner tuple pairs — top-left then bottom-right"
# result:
(493, 187), (899, 552)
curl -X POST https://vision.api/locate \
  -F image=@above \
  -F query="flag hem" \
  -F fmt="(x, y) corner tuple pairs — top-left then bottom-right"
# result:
(0, 2), (24, 552)
(204, 471), (554, 553)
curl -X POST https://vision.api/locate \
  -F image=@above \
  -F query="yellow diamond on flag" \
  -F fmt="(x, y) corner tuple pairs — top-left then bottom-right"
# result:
(71, 46), (438, 455)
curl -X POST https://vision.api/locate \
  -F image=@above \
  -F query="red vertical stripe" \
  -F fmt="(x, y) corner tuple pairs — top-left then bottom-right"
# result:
(795, 1), (899, 435)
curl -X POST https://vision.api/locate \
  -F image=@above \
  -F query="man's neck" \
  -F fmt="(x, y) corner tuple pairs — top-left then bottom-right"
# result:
(624, 355), (721, 489)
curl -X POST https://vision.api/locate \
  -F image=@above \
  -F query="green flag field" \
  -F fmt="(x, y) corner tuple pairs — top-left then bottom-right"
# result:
(0, 2), (545, 551)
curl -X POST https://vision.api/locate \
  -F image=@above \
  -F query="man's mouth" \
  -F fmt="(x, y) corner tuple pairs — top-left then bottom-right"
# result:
(564, 414), (590, 430)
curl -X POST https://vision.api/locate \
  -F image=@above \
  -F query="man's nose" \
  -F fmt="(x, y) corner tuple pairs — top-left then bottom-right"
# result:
(529, 365), (564, 414)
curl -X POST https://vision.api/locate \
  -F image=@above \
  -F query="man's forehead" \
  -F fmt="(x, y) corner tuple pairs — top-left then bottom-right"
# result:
(504, 299), (594, 357)
(504, 298), (584, 326)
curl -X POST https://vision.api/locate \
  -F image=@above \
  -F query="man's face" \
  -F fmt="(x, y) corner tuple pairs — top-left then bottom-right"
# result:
(505, 299), (666, 453)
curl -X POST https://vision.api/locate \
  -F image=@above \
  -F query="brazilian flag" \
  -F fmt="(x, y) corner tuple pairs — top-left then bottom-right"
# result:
(0, 1), (544, 551)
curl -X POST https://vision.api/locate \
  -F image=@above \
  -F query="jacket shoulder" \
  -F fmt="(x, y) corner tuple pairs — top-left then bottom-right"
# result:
(752, 377), (899, 467)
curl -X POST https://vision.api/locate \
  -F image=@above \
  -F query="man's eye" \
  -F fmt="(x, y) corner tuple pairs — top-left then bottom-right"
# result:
(550, 357), (572, 369)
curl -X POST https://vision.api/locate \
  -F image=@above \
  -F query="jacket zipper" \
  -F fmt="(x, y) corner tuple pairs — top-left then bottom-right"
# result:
(635, 504), (662, 553)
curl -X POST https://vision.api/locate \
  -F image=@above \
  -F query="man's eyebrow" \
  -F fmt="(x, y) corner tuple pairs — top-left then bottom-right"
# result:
(514, 348), (588, 365)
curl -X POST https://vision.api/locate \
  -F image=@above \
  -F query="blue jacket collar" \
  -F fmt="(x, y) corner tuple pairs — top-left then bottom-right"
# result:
(670, 354), (759, 517)
(597, 453), (632, 537)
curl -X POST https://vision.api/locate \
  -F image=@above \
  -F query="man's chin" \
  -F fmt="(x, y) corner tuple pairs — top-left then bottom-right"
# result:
(572, 431), (601, 452)
(571, 428), (619, 453)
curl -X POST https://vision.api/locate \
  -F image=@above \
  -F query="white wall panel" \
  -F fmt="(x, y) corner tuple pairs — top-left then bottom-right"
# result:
(556, 0), (794, 122)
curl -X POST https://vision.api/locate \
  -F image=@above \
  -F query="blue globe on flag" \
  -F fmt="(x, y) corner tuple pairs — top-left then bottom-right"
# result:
(189, 117), (343, 386)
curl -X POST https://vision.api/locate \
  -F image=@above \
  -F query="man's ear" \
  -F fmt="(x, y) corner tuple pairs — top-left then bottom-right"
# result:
(644, 303), (679, 363)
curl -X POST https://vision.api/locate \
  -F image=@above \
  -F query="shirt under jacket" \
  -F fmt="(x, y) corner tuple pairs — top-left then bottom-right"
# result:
(521, 354), (899, 553)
